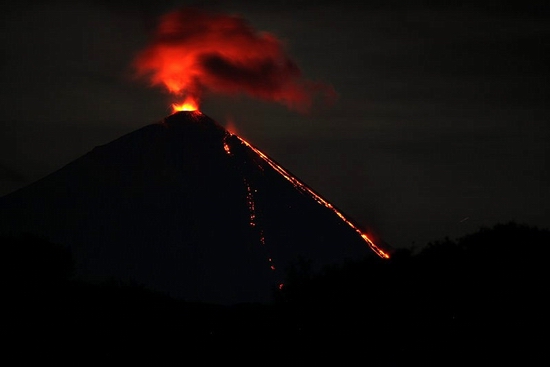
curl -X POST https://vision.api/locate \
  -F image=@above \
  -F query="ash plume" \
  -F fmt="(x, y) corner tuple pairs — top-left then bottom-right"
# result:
(133, 7), (335, 112)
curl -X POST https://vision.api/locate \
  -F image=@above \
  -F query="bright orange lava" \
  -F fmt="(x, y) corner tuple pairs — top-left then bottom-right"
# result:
(225, 132), (390, 260)
(172, 96), (199, 112)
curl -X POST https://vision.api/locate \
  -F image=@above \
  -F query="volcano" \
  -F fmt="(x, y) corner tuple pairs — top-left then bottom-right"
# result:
(0, 111), (388, 305)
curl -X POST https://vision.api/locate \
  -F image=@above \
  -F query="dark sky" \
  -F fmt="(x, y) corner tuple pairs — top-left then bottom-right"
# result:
(1, 0), (549, 250)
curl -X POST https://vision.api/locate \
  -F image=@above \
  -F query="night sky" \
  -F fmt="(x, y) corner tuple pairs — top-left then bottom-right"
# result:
(2, 0), (549, 250)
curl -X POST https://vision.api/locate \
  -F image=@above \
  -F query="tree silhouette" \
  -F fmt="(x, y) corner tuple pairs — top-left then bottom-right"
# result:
(275, 221), (549, 364)
(3, 222), (547, 364)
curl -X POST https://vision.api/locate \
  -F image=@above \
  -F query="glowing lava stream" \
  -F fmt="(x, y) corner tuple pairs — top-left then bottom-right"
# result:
(229, 134), (390, 259)
(225, 134), (281, 287)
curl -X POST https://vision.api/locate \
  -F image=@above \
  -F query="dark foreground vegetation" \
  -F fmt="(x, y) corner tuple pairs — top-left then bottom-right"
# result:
(4, 221), (548, 365)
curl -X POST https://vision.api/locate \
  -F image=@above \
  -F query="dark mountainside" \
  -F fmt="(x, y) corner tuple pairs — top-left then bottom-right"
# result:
(4, 222), (547, 365)
(0, 111), (382, 305)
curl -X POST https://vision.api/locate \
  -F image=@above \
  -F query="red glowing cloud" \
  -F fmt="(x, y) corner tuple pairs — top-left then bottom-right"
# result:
(133, 7), (335, 112)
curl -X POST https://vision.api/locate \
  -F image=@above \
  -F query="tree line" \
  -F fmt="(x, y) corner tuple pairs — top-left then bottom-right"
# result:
(3, 221), (548, 365)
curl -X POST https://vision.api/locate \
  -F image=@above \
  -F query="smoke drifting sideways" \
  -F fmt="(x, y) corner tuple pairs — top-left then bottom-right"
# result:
(132, 7), (336, 112)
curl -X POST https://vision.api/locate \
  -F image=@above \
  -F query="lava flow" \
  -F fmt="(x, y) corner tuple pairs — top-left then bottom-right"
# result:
(133, 7), (388, 259)
(224, 132), (390, 260)
(224, 133), (281, 288)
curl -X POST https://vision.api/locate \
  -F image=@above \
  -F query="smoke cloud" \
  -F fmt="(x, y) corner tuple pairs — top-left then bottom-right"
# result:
(133, 7), (335, 112)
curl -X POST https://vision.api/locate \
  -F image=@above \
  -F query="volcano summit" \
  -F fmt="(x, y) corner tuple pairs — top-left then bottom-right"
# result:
(0, 111), (388, 305)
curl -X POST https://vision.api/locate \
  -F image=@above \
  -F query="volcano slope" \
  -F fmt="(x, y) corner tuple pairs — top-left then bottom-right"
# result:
(0, 111), (386, 305)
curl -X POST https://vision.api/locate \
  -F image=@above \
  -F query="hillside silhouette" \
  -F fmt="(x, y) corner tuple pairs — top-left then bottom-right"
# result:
(4, 221), (547, 365)
(0, 111), (384, 305)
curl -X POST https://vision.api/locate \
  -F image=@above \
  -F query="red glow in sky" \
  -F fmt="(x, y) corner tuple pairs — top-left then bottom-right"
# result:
(133, 7), (335, 112)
